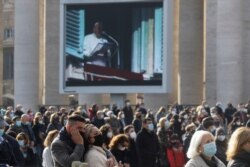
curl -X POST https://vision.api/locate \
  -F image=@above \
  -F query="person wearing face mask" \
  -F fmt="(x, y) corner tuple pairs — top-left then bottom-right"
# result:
(185, 130), (225, 167)
(100, 124), (113, 149)
(84, 124), (119, 167)
(16, 132), (37, 166)
(92, 110), (106, 128)
(51, 114), (86, 167)
(124, 125), (138, 167)
(166, 134), (186, 167)
(32, 114), (47, 163)
(20, 114), (36, 152)
(136, 118), (160, 167)
(7, 116), (23, 137)
(215, 128), (228, 165)
(227, 127), (250, 167)
(118, 111), (126, 133)
(0, 115), (24, 166)
(109, 134), (130, 167)
(157, 117), (173, 167)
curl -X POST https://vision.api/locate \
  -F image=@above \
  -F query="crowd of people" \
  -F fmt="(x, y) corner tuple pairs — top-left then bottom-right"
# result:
(0, 99), (250, 167)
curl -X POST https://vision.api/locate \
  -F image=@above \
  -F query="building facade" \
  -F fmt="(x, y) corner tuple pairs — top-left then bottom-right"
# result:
(0, 0), (14, 107)
(1, 0), (250, 111)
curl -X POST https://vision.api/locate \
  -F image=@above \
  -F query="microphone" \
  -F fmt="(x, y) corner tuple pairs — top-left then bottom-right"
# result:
(102, 31), (118, 46)
(101, 31), (120, 68)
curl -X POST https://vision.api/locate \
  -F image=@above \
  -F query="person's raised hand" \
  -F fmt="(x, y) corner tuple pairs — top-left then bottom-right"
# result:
(71, 129), (84, 145)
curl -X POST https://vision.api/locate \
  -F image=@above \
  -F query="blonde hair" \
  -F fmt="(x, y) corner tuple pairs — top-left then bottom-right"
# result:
(226, 127), (250, 161)
(158, 117), (167, 128)
(44, 130), (59, 147)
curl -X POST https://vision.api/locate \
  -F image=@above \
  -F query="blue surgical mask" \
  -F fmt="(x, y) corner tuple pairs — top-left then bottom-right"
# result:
(147, 123), (154, 131)
(18, 140), (25, 147)
(203, 142), (217, 157)
(0, 129), (4, 136)
(16, 121), (21, 127)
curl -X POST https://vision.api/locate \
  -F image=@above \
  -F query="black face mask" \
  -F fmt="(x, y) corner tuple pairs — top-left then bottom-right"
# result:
(171, 142), (179, 147)
(93, 134), (103, 147)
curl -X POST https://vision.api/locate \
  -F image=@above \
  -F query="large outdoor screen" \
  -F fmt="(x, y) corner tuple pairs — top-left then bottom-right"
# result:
(59, 0), (173, 93)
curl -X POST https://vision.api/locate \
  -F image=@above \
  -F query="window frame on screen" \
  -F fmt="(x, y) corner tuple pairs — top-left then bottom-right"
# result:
(59, 0), (173, 94)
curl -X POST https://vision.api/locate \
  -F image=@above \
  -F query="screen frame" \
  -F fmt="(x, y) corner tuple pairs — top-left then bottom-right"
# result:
(59, 0), (173, 94)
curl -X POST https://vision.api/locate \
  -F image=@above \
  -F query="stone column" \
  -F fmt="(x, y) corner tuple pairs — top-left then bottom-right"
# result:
(203, 0), (217, 105)
(216, 0), (243, 105)
(42, 0), (68, 105)
(242, 0), (250, 101)
(14, 0), (39, 110)
(178, 0), (204, 104)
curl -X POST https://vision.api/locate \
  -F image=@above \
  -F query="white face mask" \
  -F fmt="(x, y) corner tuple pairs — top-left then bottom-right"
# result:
(236, 122), (241, 126)
(121, 114), (125, 119)
(99, 114), (104, 119)
(39, 120), (43, 124)
(107, 131), (113, 138)
(130, 131), (136, 139)
(18, 140), (25, 147)
(118, 145), (126, 151)
(217, 135), (226, 141)
(183, 115), (188, 119)
(164, 121), (170, 128)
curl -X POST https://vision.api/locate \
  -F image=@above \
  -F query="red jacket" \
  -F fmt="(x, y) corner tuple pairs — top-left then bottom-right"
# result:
(166, 145), (186, 167)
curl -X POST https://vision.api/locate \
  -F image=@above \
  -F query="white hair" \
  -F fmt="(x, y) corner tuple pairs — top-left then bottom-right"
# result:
(186, 130), (213, 159)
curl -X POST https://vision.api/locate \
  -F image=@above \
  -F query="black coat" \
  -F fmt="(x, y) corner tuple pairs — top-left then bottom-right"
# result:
(110, 148), (130, 165)
(215, 140), (227, 165)
(136, 128), (160, 167)
(32, 123), (46, 145)
(123, 106), (133, 125)
(92, 118), (105, 129)
(132, 118), (142, 133)
(127, 139), (138, 167)
(1, 133), (25, 166)
(227, 151), (250, 167)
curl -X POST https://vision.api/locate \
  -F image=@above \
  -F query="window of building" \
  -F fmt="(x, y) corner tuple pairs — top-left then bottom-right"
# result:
(3, 48), (14, 80)
(3, 28), (14, 40)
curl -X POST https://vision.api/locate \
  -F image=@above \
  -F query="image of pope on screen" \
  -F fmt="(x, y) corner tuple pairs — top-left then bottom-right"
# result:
(64, 3), (163, 86)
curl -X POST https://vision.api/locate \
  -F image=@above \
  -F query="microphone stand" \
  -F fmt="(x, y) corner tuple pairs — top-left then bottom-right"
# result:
(102, 32), (120, 69)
